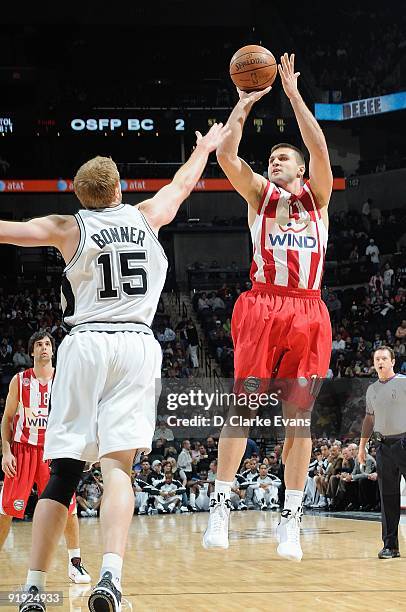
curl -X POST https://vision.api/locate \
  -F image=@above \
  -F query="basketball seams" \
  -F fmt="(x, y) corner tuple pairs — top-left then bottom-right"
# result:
(230, 50), (274, 63)
(230, 63), (277, 76)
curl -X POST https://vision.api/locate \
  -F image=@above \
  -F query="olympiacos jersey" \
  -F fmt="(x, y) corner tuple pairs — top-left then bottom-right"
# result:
(13, 368), (53, 447)
(62, 204), (168, 328)
(250, 180), (328, 290)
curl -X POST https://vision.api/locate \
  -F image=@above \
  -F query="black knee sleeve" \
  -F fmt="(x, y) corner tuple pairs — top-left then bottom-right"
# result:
(40, 458), (85, 509)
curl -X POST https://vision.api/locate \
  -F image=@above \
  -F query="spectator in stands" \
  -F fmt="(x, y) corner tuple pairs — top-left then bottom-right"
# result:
(197, 293), (210, 312)
(383, 262), (395, 290)
(188, 469), (211, 512)
(361, 198), (372, 232)
(195, 444), (210, 472)
(206, 437), (218, 462)
(154, 472), (183, 514)
(207, 459), (217, 486)
(349, 245), (359, 262)
(328, 446), (354, 509)
(341, 446), (377, 511)
(185, 319), (199, 372)
(157, 324), (176, 343)
(332, 333), (346, 353)
(148, 460), (164, 486)
(365, 239), (380, 273)
(76, 469), (103, 517)
(162, 459), (188, 511)
(369, 272), (384, 295)
(393, 340), (406, 358)
(153, 417), (175, 443)
(0, 339), (13, 366)
(12, 346), (31, 369)
(136, 459), (151, 484)
(250, 464), (280, 510)
(266, 452), (280, 477)
(177, 440), (194, 479)
(395, 320), (406, 340)
(313, 444), (342, 509)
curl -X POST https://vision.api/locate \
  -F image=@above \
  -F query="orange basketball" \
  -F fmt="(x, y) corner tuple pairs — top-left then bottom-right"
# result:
(229, 44), (277, 92)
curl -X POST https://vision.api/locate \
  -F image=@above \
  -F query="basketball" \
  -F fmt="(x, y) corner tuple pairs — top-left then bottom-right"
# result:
(229, 44), (277, 92)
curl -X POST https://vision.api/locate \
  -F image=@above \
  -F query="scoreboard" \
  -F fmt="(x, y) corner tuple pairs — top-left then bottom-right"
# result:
(0, 110), (294, 137)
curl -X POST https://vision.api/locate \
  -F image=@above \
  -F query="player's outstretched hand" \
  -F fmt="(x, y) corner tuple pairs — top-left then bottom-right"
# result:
(237, 86), (272, 104)
(195, 122), (232, 153)
(278, 52), (300, 99)
(2, 451), (17, 478)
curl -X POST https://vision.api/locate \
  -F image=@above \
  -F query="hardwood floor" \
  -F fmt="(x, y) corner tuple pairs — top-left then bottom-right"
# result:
(1, 511), (405, 611)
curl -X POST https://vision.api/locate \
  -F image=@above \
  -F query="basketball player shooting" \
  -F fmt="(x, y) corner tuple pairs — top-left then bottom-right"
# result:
(203, 53), (333, 561)
(0, 332), (90, 584)
(0, 122), (229, 612)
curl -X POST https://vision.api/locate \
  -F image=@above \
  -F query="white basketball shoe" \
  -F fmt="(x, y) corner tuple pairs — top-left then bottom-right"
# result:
(202, 493), (232, 549)
(276, 508), (303, 561)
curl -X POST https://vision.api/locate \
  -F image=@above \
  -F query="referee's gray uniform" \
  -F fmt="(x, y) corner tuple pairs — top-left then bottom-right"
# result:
(366, 374), (406, 551)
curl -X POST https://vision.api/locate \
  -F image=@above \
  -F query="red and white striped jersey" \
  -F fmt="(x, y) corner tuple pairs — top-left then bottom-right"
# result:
(250, 180), (328, 290)
(13, 368), (53, 447)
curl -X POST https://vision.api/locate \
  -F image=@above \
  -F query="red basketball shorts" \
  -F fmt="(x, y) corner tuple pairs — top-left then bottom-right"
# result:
(0, 442), (77, 518)
(232, 283), (332, 410)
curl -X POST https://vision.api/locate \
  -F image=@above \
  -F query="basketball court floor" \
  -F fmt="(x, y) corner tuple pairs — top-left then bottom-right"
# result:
(1, 511), (406, 611)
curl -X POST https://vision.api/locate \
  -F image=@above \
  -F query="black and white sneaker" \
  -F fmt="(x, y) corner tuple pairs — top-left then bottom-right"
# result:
(88, 571), (122, 612)
(19, 586), (46, 612)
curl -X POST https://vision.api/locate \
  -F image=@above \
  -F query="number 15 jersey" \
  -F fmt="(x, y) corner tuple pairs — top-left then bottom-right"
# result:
(62, 203), (168, 328)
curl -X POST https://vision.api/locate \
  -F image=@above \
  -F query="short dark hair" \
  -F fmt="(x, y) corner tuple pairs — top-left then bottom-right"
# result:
(373, 345), (395, 360)
(28, 331), (55, 357)
(270, 143), (305, 165)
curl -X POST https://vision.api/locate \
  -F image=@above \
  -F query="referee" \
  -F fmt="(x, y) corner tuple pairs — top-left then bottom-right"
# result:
(359, 346), (406, 559)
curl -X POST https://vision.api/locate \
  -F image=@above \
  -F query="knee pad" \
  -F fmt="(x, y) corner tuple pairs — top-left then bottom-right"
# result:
(40, 458), (85, 509)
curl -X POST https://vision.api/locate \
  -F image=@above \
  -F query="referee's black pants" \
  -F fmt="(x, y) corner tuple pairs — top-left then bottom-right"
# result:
(376, 440), (406, 550)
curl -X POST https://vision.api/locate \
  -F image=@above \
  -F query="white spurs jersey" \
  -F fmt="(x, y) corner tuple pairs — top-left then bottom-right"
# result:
(62, 204), (168, 329)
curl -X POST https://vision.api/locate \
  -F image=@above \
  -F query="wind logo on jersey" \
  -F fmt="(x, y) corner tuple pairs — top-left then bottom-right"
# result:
(24, 406), (49, 429)
(265, 208), (318, 252)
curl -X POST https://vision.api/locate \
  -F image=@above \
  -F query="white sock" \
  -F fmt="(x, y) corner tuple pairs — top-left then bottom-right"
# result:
(26, 570), (46, 591)
(284, 489), (303, 514)
(214, 479), (233, 499)
(189, 492), (196, 507)
(100, 553), (123, 590)
(68, 548), (81, 561)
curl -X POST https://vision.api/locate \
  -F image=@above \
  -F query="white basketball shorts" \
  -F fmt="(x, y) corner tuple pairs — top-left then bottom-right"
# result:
(44, 329), (162, 462)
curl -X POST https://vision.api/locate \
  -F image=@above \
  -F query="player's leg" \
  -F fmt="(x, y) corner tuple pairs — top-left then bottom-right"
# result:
(0, 514), (13, 550)
(204, 291), (280, 549)
(23, 458), (85, 596)
(276, 295), (331, 561)
(88, 449), (135, 612)
(64, 513), (91, 584)
(276, 401), (311, 562)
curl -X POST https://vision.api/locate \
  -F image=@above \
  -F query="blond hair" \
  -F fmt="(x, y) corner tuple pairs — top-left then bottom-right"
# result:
(73, 156), (120, 209)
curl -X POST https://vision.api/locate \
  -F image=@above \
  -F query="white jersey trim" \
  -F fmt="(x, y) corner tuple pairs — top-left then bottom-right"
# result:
(64, 213), (86, 273)
(137, 209), (168, 261)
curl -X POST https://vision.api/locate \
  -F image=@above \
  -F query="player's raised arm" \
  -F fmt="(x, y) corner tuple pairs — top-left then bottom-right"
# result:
(138, 122), (231, 231)
(0, 214), (73, 249)
(1, 375), (19, 478)
(278, 53), (333, 207)
(216, 87), (271, 209)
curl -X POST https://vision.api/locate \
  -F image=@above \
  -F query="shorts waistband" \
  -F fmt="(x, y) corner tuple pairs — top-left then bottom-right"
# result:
(375, 432), (406, 444)
(251, 283), (321, 299)
(69, 322), (153, 335)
